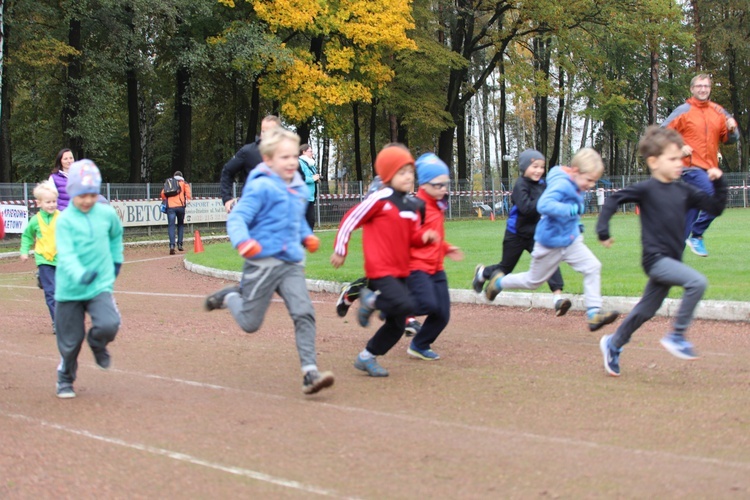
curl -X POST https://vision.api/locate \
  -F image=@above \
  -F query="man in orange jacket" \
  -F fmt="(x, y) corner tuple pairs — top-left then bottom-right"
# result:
(160, 171), (192, 254)
(662, 74), (739, 257)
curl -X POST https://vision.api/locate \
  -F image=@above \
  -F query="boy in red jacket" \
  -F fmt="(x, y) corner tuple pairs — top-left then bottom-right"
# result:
(405, 153), (463, 360)
(331, 144), (436, 377)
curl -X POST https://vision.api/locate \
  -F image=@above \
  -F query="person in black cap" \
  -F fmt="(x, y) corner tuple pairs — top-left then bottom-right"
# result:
(472, 149), (571, 316)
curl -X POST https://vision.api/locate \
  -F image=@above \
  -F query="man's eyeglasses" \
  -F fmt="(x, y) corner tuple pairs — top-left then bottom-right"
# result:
(692, 84), (711, 89)
(428, 182), (450, 190)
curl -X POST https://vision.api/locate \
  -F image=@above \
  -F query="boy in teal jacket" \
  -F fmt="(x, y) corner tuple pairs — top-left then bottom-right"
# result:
(54, 160), (124, 399)
(20, 181), (60, 333)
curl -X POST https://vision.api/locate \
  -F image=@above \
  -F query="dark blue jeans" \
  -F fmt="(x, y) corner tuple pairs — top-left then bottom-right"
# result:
(38, 264), (56, 322)
(167, 206), (186, 248)
(406, 270), (451, 351)
(682, 167), (716, 239)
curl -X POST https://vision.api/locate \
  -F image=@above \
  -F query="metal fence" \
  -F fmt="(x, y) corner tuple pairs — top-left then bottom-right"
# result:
(1, 173), (748, 243)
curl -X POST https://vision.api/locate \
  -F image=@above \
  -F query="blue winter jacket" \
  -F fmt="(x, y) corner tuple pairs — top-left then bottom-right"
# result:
(226, 164), (312, 263)
(534, 166), (585, 248)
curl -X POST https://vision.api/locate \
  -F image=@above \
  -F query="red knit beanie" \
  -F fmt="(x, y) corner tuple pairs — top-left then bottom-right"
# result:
(374, 146), (415, 183)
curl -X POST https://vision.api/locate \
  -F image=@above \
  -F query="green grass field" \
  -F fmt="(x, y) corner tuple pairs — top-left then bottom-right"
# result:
(188, 208), (750, 301)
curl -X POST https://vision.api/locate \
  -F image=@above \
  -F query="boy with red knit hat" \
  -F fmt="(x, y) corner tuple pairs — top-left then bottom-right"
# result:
(331, 144), (437, 377)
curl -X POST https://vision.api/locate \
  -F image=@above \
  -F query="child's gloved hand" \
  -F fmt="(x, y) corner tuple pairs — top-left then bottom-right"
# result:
(570, 203), (583, 216)
(80, 270), (98, 285)
(237, 239), (262, 259)
(114, 263), (122, 277)
(303, 235), (320, 253)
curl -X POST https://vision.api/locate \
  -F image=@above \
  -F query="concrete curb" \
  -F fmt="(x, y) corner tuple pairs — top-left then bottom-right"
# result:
(183, 258), (750, 323)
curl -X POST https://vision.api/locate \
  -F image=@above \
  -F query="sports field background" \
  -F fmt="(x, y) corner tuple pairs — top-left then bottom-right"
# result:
(189, 208), (750, 301)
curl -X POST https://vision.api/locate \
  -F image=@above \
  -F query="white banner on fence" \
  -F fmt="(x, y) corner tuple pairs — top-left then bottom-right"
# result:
(1, 205), (29, 234)
(110, 198), (227, 227)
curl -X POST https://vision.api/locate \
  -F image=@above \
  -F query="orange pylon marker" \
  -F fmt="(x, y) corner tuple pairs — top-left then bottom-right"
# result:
(490, 211), (495, 222)
(194, 230), (204, 253)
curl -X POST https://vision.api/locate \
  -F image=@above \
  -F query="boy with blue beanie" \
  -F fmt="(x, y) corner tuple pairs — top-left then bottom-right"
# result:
(54, 160), (124, 399)
(473, 149), (570, 315)
(405, 153), (463, 360)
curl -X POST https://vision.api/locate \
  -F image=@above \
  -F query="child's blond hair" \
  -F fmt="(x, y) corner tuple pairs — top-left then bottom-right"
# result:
(570, 148), (604, 175)
(259, 127), (300, 158)
(33, 180), (58, 201)
(638, 125), (684, 161)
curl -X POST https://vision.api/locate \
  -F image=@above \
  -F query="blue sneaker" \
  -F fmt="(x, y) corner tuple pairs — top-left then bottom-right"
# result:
(353, 355), (389, 377)
(686, 237), (708, 257)
(484, 271), (504, 302)
(599, 334), (621, 377)
(357, 289), (377, 327)
(660, 333), (699, 360)
(407, 344), (441, 360)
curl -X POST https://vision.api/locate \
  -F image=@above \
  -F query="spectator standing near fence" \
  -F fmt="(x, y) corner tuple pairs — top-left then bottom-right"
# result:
(662, 74), (739, 257)
(298, 144), (319, 230)
(160, 171), (192, 255)
(220, 115), (282, 213)
(49, 149), (75, 211)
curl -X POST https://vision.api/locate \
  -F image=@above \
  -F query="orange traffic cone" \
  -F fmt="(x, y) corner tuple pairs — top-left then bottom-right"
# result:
(635, 205), (640, 216)
(490, 211), (495, 222)
(194, 230), (204, 253)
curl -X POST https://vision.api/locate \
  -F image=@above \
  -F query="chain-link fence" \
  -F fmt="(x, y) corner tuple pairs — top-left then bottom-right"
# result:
(2, 174), (748, 249)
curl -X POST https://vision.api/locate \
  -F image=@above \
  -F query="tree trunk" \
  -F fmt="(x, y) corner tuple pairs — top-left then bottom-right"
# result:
(0, 13), (10, 182)
(62, 18), (84, 159)
(481, 83), (491, 184)
(321, 134), (330, 181)
(389, 113), (398, 143)
(533, 35), (550, 156)
(549, 67), (564, 167)
(647, 49), (659, 125)
(353, 102), (362, 181)
(456, 106), (467, 180)
(726, 46), (746, 172)
(245, 79), (259, 144)
(126, 68), (141, 182)
(690, 0), (702, 70)
(172, 66), (192, 177)
(499, 62), (508, 180)
(369, 98), (377, 167)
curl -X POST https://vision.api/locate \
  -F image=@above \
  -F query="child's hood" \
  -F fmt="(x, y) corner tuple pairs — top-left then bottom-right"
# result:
(248, 162), (305, 189)
(547, 166), (578, 191)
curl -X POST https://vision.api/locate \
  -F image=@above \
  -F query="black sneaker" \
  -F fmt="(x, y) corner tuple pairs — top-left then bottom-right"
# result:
(302, 370), (335, 394)
(56, 383), (76, 399)
(177, 244), (184, 252)
(555, 298), (572, 317)
(93, 347), (111, 370)
(335, 285), (353, 318)
(404, 317), (422, 337)
(472, 264), (486, 294)
(169, 247), (176, 255)
(205, 285), (241, 311)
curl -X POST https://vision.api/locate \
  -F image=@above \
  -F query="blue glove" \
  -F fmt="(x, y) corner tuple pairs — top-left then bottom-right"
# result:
(570, 204), (580, 216)
(114, 263), (122, 278)
(80, 270), (98, 285)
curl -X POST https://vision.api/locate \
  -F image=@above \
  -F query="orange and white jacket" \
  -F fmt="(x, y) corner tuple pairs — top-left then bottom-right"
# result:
(160, 177), (192, 208)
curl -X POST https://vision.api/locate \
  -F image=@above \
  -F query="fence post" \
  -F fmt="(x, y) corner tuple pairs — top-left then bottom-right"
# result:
(232, 182), (237, 200)
(491, 176), (496, 216)
(107, 183), (111, 201)
(146, 183), (151, 200)
(745, 180), (747, 208)
(23, 182), (29, 209)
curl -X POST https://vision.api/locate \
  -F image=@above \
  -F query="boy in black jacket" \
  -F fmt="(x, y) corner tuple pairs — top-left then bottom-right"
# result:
(596, 126), (727, 376)
(472, 149), (570, 315)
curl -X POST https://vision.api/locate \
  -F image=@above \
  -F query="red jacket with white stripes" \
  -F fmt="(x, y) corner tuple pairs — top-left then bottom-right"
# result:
(409, 188), (451, 274)
(334, 187), (426, 279)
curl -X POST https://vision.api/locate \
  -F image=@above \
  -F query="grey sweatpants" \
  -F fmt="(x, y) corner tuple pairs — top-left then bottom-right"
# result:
(226, 258), (317, 370)
(611, 257), (707, 349)
(500, 236), (603, 309)
(55, 292), (121, 385)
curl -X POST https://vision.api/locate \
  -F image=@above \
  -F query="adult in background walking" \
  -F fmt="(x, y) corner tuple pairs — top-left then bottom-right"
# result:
(298, 143), (319, 230)
(49, 148), (76, 211)
(161, 171), (192, 255)
(220, 115), (282, 213)
(662, 74), (739, 257)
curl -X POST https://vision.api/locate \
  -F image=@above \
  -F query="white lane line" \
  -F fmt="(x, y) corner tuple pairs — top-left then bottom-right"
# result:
(1, 410), (351, 498)
(0, 284), (329, 304)
(124, 256), (183, 264)
(3, 348), (749, 472)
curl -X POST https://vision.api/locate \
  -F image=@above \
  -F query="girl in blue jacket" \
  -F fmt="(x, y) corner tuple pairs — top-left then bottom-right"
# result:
(484, 148), (619, 333)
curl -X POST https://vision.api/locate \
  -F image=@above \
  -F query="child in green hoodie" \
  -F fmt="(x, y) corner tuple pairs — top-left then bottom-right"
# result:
(20, 181), (60, 333)
(54, 160), (124, 399)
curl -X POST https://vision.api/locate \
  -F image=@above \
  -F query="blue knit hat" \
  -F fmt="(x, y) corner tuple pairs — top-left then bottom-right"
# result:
(66, 159), (102, 198)
(416, 153), (450, 185)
